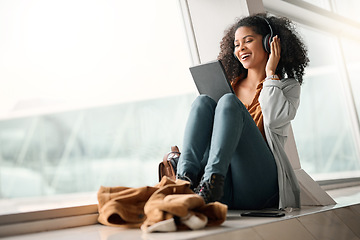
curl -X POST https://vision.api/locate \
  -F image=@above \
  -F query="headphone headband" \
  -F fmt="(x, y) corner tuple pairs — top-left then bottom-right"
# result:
(260, 17), (273, 38)
(259, 16), (274, 53)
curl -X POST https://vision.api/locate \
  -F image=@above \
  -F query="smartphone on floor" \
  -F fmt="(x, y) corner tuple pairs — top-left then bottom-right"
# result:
(240, 211), (285, 218)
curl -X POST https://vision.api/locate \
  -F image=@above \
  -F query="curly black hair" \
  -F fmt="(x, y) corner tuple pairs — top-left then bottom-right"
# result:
(218, 13), (309, 85)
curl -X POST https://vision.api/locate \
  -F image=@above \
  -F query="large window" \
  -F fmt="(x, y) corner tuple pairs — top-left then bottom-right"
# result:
(271, 0), (360, 180)
(292, 25), (360, 179)
(0, 0), (195, 208)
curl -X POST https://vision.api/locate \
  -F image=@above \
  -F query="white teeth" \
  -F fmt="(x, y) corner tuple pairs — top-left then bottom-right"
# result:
(241, 54), (250, 60)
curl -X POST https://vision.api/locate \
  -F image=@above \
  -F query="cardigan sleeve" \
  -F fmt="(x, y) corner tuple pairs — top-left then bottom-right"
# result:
(259, 78), (301, 134)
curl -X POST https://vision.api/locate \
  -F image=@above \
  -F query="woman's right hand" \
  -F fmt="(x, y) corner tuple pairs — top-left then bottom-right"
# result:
(265, 35), (281, 78)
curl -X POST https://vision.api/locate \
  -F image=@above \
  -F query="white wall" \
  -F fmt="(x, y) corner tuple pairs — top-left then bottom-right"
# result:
(180, 0), (264, 64)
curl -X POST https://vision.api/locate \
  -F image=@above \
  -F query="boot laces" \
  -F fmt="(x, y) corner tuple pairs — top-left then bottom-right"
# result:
(197, 181), (212, 203)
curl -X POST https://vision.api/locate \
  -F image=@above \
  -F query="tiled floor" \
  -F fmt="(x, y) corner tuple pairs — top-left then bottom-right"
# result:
(3, 186), (360, 240)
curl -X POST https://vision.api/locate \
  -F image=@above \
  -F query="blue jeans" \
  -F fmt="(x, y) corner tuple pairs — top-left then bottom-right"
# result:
(177, 94), (279, 210)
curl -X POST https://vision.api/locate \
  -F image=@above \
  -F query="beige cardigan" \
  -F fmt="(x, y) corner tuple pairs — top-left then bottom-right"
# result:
(259, 78), (301, 209)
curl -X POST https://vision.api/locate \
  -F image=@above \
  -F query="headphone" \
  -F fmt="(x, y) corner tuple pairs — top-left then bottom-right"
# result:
(261, 17), (274, 53)
(233, 17), (274, 59)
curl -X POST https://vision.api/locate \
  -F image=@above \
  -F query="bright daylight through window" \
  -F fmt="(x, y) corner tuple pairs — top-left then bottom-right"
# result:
(292, 25), (360, 180)
(284, 0), (360, 180)
(0, 0), (195, 213)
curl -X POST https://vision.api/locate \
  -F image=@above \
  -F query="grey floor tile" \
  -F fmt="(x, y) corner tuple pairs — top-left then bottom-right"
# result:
(298, 211), (359, 240)
(254, 218), (316, 240)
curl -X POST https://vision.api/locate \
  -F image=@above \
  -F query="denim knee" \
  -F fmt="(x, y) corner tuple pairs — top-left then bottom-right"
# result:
(217, 93), (245, 113)
(191, 94), (217, 111)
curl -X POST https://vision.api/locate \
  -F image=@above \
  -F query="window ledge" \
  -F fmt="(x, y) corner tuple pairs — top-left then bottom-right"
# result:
(1, 186), (359, 239)
(319, 178), (360, 191)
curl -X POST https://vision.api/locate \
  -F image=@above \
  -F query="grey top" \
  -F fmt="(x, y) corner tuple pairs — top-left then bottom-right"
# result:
(259, 78), (301, 209)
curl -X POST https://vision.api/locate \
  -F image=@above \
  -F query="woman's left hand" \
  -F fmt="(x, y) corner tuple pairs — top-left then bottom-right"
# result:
(265, 35), (281, 77)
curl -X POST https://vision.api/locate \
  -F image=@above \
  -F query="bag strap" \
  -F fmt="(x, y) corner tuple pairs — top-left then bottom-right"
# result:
(159, 146), (181, 181)
(163, 146), (180, 164)
(171, 146), (179, 153)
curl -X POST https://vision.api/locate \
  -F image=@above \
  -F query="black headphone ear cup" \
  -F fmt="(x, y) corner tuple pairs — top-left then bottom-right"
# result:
(263, 34), (271, 53)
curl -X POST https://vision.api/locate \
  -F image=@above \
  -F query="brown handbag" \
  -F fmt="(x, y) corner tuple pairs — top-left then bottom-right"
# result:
(158, 146), (181, 181)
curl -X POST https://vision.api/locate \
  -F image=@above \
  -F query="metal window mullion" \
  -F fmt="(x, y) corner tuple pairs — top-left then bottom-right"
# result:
(178, 0), (201, 65)
(50, 112), (85, 189)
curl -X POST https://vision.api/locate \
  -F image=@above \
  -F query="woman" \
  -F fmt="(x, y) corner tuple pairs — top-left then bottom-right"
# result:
(176, 13), (309, 210)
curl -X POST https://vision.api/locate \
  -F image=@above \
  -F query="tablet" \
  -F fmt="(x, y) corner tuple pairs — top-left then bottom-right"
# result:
(189, 60), (234, 103)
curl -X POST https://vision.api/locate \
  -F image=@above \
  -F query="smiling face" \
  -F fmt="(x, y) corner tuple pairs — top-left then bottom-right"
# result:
(234, 26), (268, 71)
